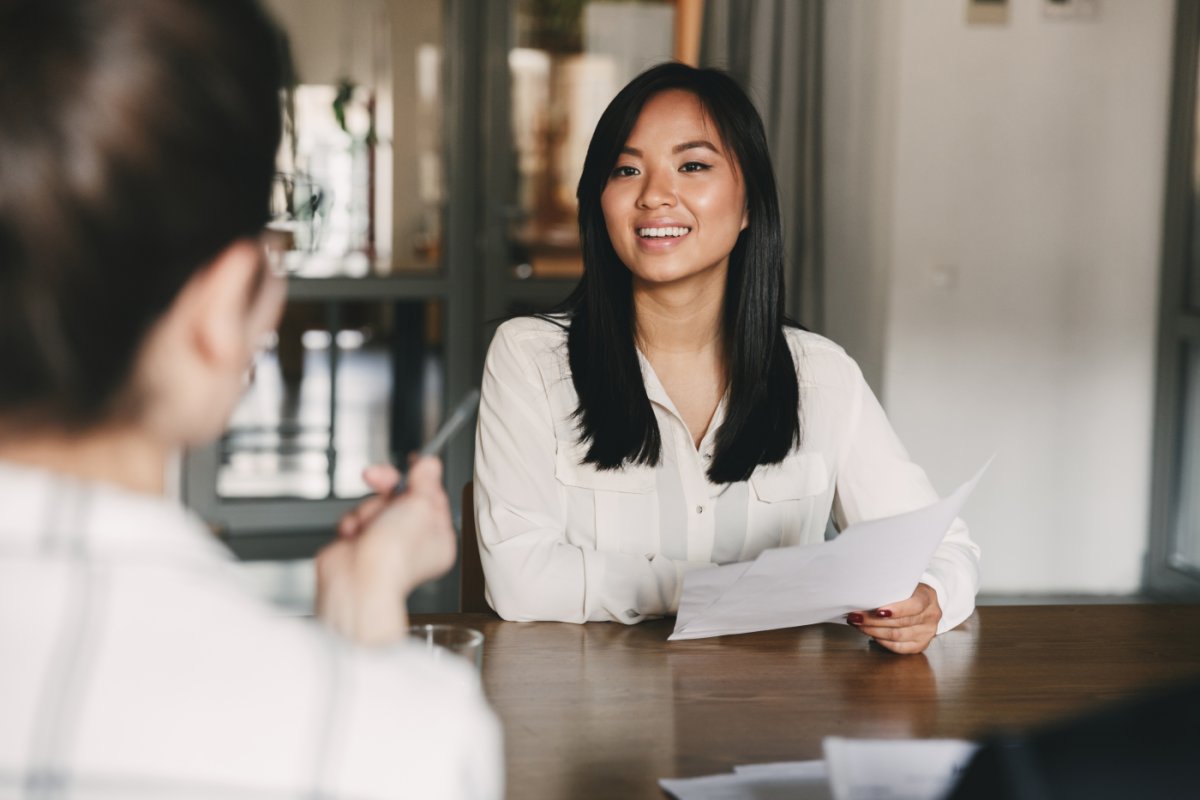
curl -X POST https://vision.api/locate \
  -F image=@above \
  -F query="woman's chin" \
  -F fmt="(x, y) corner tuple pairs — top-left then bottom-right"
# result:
(628, 261), (727, 292)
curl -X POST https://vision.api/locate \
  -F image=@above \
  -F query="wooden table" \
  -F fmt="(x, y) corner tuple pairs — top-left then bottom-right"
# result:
(415, 606), (1200, 799)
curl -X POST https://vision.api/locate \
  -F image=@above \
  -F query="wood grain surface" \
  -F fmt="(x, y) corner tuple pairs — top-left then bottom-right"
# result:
(413, 606), (1200, 799)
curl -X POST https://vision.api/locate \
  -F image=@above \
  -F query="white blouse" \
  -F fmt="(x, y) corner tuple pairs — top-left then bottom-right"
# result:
(474, 316), (980, 633)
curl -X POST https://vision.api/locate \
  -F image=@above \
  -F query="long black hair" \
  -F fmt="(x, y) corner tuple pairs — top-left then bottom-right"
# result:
(561, 62), (800, 484)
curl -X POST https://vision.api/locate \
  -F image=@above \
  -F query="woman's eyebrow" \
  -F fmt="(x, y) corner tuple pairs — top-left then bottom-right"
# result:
(618, 140), (721, 157)
(672, 139), (719, 154)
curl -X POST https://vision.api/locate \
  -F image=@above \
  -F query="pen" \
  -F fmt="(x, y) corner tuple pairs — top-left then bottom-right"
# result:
(391, 388), (481, 496)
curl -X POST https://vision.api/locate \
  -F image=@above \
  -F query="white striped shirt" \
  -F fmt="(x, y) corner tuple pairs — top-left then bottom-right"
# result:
(0, 460), (502, 800)
(474, 317), (980, 630)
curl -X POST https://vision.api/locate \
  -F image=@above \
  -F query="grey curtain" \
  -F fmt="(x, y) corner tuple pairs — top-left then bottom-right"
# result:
(701, 0), (824, 330)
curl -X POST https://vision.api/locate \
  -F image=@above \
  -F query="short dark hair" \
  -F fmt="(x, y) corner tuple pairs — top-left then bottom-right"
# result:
(0, 0), (284, 429)
(561, 61), (801, 484)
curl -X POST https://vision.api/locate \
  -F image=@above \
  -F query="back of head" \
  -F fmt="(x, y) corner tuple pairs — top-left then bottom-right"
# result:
(0, 0), (283, 430)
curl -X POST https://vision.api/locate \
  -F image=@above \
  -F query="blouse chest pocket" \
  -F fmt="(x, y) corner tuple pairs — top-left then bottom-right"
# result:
(748, 453), (832, 550)
(554, 446), (655, 555)
(544, 368), (655, 495)
(554, 449), (656, 493)
(750, 452), (830, 502)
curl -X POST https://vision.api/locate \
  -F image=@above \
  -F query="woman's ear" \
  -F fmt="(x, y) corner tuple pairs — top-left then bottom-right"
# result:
(741, 204), (749, 232)
(187, 238), (283, 371)
(134, 238), (282, 447)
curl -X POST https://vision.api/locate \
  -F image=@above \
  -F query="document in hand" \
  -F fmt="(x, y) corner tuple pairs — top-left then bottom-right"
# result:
(668, 464), (987, 641)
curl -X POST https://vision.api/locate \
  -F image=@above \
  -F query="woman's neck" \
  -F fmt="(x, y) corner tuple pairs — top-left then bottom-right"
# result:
(0, 422), (171, 496)
(633, 272), (725, 356)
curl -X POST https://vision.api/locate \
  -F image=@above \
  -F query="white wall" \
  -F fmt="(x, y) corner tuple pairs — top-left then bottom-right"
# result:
(823, 1), (902, 392)
(825, 0), (1175, 593)
(264, 0), (382, 86)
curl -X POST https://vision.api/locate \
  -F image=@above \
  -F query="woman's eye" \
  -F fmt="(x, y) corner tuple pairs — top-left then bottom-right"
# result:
(680, 161), (711, 173)
(610, 165), (639, 178)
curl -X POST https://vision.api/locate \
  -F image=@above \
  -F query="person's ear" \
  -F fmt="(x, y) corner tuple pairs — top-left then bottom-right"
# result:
(243, 243), (287, 350)
(741, 204), (750, 232)
(133, 238), (284, 448)
(184, 238), (282, 372)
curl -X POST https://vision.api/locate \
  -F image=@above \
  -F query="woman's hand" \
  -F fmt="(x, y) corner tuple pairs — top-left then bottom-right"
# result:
(315, 457), (457, 646)
(847, 583), (942, 654)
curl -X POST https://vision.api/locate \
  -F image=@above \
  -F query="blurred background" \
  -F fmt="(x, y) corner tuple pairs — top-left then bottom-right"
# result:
(181, 0), (1200, 614)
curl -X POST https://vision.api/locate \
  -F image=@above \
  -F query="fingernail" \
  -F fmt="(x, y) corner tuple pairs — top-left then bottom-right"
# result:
(847, 613), (864, 625)
(875, 609), (893, 618)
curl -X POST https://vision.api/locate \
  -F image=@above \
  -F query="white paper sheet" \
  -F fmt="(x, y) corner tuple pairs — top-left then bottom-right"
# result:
(669, 464), (987, 641)
(660, 761), (831, 800)
(659, 739), (977, 800)
(822, 737), (978, 800)
(733, 761), (828, 779)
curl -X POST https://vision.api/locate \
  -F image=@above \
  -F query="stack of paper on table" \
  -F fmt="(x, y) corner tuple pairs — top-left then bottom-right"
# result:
(669, 465), (986, 641)
(659, 737), (979, 800)
(660, 760), (831, 800)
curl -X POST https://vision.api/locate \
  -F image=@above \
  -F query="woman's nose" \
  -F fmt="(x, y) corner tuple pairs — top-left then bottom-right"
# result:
(636, 168), (675, 209)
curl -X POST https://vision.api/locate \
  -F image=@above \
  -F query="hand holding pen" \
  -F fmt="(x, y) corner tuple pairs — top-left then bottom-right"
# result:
(390, 388), (480, 496)
(336, 388), (480, 539)
(317, 389), (481, 645)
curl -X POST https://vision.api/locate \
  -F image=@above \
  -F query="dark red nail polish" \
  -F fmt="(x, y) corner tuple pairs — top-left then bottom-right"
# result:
(847, 613), (864, 625)
(875, 609), (893, 618)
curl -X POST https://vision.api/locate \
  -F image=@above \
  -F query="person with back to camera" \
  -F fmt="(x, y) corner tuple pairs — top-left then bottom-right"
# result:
(0, 1), (501, 797)
(472, 62), (981, 653)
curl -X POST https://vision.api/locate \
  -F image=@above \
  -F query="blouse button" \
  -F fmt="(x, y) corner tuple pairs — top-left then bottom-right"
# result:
(696, 505), (705, 514)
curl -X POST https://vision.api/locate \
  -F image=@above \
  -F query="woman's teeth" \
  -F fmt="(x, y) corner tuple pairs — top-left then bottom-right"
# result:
(638, 226), (690, 238)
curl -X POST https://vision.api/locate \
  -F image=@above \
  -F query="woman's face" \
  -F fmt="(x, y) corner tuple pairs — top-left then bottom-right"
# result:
(600, 89), (748, 289)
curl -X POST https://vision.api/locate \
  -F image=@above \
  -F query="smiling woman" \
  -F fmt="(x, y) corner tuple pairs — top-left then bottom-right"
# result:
(472, 63), (980, 655)
(568, 65), (798, 481)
